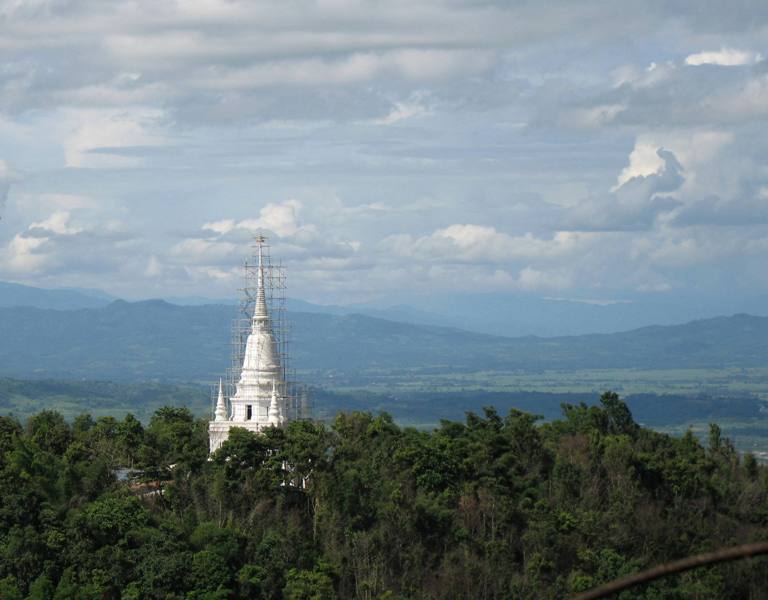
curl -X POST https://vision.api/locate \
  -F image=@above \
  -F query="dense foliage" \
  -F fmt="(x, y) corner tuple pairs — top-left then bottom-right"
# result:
(3, 378), (764, 438)
(0, 393), (767, 599)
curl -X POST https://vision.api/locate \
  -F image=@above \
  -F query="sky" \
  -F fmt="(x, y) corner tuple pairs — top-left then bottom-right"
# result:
(2, 1), (768, 309)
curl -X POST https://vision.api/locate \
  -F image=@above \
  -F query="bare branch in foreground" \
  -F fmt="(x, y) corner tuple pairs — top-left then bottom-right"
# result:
(573, 541), (768, 600)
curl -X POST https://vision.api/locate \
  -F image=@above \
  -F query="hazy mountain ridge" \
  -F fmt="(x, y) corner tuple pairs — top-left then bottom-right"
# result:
(0, 281), (113, 310)
(0, 300), (765, 382)
(6, 279), (768, 337)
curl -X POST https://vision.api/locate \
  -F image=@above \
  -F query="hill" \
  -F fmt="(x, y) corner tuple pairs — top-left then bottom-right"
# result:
(0, 377), (209, 422)
(0, 281), (113, 309)
(0, 301), (766, 382)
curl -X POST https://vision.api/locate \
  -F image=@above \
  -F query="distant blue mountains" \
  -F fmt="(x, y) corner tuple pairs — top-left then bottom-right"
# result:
(0, 281), (115, 310)
(4, 279), (767, 337)
(0, 292), (765, 383)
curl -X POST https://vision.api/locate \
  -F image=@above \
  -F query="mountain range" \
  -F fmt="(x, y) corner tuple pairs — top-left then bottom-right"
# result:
(0, 298), (765, 383)
(0, 281), (114, 310)
(4, 280), (768, 337)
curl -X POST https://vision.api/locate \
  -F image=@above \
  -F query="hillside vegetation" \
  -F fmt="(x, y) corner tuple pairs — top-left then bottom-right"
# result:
(0, 395), (765, 598)
(0, 301), (766, 382)
(1, 378), (764, 434)
(0, 379), (209, 422)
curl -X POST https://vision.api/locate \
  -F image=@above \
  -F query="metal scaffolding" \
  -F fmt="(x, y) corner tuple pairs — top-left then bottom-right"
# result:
(210, 235), (312, 423)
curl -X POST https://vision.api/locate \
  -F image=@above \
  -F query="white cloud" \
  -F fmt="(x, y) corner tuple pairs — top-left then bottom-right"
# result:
(202, 219), (236, 235)
(615, 141), (666, 188)
(615, 130), (732, 189)
(183, 49), (494, 92)
(644, 229), (762, 267)
(517, 267), (571, 291)
(5, 1), (768, 305)
(169, 238), (238, 265)
(238, 199), (308, 237)
(29, 211), (82, 235)
(0, 199), (142, 285)
(387, 225), (593, 264)
(375, 99), (429, 125)
(567, 147), (685, 231)
(613, 61), (676, 89)
(4, 233), (47, 273)
(685, 48), (763, 67)
(63, 108), (168, 168)
(543, 50), (768, 130)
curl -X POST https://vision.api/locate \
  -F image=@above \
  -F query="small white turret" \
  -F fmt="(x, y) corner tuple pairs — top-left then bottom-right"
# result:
(214, 379), (228, 421)
(268, 379), (281, 426)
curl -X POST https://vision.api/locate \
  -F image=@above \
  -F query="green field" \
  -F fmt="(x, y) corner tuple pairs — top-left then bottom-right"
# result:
(0, 379), (210, 423)
(312, 366), (768, 396)
(311, 367), (768, 453)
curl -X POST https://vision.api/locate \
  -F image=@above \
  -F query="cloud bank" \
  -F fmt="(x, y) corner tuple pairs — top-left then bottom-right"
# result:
(1, 1), (768, 306)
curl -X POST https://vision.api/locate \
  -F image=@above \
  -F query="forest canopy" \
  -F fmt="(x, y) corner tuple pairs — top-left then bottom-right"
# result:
(0, 393), (766, 599)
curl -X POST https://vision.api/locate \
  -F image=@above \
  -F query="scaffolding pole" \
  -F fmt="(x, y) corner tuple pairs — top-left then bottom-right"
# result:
(212, 234), (310, 424)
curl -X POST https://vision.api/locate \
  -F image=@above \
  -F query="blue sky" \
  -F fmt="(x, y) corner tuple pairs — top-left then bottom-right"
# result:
(2, 1), (768, 308)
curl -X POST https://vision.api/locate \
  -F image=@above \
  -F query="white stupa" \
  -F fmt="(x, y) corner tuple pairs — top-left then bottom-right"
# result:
(208, 237), (290, 453)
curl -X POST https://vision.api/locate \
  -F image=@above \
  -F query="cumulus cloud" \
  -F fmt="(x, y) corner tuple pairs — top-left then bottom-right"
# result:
(29, 211), (83, 235)
(4, 233), (47, 272)
(200, 200), (312, 239)
(685, 48), (763, 66)
(537, 50), (768, 131)
(566, 148), (684, 231)
(386, 225), (593, 265)
(0, 203), (139, 282)
(63, 108), (168, 168)
(238, 200), (308, 237)
(5, 2), (768, 305)
(564, 126), (768, 236)
(375, 97), (430, 125)
(615, 141), (667, 188)
(173, 199), (364, 293)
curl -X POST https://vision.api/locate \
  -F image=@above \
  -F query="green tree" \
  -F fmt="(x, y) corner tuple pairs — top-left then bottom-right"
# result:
(283, 564), (337, 600)
(26, 411), (71, 455)
(0, 416), (22, 456)
(0, 576), (23, 600)
(141, 407), (207, 468)
(26, 574), (54, 600)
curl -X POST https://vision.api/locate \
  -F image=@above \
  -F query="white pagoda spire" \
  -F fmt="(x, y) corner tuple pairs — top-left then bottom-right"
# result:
(209, 234), (296, 453)
(214, 378), (228, 421)
(235, 236), (281, 393)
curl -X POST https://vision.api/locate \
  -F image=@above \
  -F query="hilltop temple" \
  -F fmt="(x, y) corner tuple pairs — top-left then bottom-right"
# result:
(208, 237), (293, 453)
